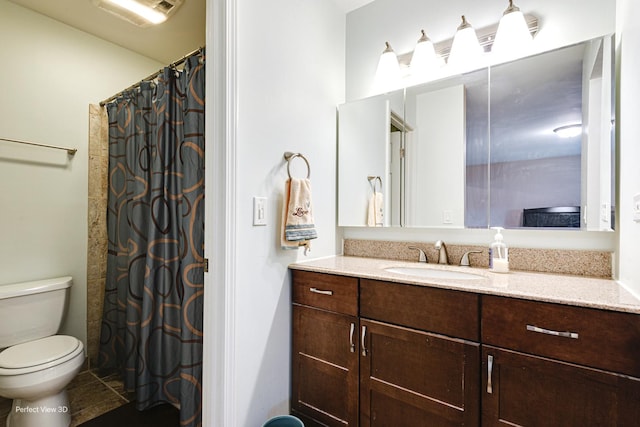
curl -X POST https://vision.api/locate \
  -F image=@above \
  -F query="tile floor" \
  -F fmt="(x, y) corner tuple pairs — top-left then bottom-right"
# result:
(0, 370), (132, 426)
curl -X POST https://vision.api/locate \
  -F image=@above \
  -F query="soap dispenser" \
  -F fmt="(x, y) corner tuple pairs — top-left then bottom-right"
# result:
(489, 227), (509, 273)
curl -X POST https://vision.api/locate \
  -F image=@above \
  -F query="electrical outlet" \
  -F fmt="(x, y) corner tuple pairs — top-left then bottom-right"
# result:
(253, 197), (267, 226)
(634, 193), (640, 222)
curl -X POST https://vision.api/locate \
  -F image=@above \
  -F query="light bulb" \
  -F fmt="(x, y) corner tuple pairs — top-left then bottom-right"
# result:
(410, 30), (442, 77)
(373, 42), (401, 94)
(448, 16), (483, 70)
(493, 0), (532, 59)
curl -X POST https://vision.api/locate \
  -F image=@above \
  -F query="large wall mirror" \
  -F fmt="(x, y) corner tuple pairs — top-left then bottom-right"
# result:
(338, 35), (615, 231)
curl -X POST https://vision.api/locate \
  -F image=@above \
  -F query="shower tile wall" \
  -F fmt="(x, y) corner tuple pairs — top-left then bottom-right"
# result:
(87, 104), (109, 368)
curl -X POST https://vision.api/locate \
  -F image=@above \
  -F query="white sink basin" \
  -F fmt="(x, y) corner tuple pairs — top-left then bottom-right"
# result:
(384, 266), (484, 280)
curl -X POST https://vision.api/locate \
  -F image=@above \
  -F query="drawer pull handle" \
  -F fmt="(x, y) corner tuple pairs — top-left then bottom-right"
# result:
(361, 325), (368, 356)
(487, 354), (494, 394)
(349, 323), (356, 353)
(526, 324), (579, 339)
(309, 287), (333, 296)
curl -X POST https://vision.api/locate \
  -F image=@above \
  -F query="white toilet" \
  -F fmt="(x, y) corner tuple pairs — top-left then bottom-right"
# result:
(0, 277), (85, 427)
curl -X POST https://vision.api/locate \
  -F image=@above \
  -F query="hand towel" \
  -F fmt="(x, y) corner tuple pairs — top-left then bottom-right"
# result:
(367, 192), (384, 226)
(281, 178), (317, 251)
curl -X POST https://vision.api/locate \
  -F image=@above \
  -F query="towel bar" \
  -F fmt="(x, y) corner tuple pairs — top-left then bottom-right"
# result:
(0, 136), (77, 156)
(284, 152), (311, 179)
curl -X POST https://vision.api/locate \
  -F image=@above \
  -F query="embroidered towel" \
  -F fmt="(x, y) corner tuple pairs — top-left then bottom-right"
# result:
(281, 178), (317, 250)
(367, 192), (384, 226)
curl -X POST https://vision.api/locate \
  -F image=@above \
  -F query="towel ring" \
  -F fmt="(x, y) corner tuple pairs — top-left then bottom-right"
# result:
(284, 152), (311, 179)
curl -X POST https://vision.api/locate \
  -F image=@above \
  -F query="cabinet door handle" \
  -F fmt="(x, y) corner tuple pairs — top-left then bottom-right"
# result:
(487, 354), (494, 394)
(526, 324), (579, 339)
(309, 287), (333, 296)
(349, 323), (355, 353)
(361, 325), (368, 356)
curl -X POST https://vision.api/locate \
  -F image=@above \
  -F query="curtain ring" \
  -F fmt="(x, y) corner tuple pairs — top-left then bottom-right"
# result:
(284, 152), (311, 179)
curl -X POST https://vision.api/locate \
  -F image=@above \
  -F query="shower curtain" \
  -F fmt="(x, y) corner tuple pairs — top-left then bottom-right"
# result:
(99, 51), (205, 427)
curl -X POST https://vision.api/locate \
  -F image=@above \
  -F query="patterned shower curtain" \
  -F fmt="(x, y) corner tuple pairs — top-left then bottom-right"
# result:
(99, 51), (205, 427)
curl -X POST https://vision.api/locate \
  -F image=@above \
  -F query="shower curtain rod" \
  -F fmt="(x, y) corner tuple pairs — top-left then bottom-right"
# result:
(99, 46), (204, 106)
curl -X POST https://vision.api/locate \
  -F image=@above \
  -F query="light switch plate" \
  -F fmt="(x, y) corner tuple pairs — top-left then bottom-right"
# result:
(442, 210), (453, 224)
(253, 196), (267, 226)
(634, 193), (640, 222)
(600, 202), (610, 223)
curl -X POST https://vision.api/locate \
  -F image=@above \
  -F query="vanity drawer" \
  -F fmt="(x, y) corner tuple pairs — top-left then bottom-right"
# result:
(360, 279), (479, 341)
(482, 295), (640, 377)
(292, 270), (358, 316)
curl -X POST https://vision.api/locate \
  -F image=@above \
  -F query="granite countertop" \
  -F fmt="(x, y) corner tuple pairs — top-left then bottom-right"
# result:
(289, 256), (640, 314)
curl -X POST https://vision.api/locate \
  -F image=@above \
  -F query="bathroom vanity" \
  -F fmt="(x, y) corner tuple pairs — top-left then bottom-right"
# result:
(289, 257), (640, 427)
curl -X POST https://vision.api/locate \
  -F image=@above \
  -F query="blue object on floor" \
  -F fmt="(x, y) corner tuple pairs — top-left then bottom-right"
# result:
(262, 415), (304, 427)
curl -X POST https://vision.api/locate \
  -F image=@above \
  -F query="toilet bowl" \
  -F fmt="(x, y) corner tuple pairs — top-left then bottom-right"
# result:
(0, 277), (85, 427)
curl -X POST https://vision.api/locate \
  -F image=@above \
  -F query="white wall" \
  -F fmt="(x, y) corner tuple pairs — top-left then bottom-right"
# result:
(206, 0), (345, 425)
(617, 0), (640, 293)
(0, 0), (163, 346)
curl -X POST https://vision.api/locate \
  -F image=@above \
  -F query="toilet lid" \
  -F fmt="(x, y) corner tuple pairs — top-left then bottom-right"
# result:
(0, 335), (80, 369)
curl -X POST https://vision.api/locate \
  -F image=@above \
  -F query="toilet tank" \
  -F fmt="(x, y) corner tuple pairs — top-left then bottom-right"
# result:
(0, 276), (72, 349)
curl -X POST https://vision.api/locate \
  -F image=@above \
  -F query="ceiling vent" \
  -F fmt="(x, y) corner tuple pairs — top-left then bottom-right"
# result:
(92, 0), (184, 27)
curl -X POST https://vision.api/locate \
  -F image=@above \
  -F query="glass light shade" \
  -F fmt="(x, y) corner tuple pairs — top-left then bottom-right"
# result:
(410, 30), (442, 76)
(107, 0), (167, 24)
(554, 124), (582, 138)
(447, 16), (483, 70)
(493, 1), (532, 58)
(373, 42), (401, 93)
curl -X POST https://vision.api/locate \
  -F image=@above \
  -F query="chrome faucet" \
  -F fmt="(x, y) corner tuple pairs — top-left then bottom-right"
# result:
(460, 250), (483, 267)
(408, 246), (428, 263)
(434, 240), (448, 265)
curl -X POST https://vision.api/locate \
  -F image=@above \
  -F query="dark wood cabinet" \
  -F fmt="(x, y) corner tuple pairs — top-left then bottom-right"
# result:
(291, 271), (359, 426)
(482, 295), (640, 427)
(292, 305), (359, 426)
(292, 271), (480, 427)
(291, 268), (640, 427)
(360, 319), (480, 427)
(482, 346), (640, 427)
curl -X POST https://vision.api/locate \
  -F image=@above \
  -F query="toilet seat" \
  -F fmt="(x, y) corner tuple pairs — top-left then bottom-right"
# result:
(0, 335), (82, 375)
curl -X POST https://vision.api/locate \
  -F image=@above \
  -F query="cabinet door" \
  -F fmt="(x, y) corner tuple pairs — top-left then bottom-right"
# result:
(482, 346), (640, 426)
(292, 305), (359, 426)
(360, 319), (480, 427)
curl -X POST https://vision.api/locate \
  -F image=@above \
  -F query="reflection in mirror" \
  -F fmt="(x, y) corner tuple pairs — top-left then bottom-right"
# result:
(338, 90), (404, 227)
(465, 36), (615, 230)
(405, 69), (488, 228)
(337, 35), (615, 231)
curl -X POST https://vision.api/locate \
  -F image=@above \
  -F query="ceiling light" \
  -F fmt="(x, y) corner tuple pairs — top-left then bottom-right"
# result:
(492, 0), (533, 58)
(92, 0), (184, 27)
(410, 30), (443, 76)
(107, 0), (166, 23)
(553, 124), (582, 138)
(447, 16), (484, 70)
(373, 42), (401, 94)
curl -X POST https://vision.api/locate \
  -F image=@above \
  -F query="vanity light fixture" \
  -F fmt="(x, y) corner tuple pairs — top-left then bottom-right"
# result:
(447, 16), (484, 70)
(492, 0), (533, 57)
(372, 6), (539, 94)
(374, 42), (402, 93)
(553, 124), (582, 138)
(409, 30), (443, 76)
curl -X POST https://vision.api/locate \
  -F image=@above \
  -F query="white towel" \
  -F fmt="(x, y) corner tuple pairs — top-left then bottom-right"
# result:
(367, 192), (384, 226)
(281, 178), (317, 251)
